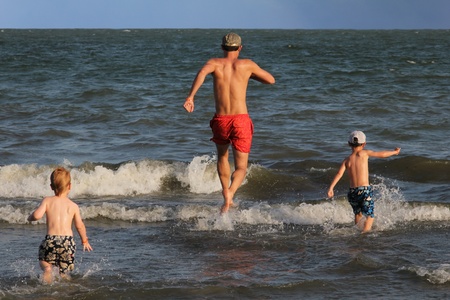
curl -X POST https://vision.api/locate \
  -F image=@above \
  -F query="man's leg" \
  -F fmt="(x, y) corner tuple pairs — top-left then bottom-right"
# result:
(216, 143), (232, 213)
(229, 148), (249, 198)
(220, 147), (249, 214)
(216, 144), (249, 213)
(216, 143), (231, 189)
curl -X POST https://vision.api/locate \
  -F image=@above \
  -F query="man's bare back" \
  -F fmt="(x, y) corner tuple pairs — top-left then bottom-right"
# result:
(183, 45), (274, 115)
(208, 57), (273, 115)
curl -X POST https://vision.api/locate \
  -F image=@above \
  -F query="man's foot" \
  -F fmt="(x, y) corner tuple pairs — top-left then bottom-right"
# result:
(220, 189), (235, 214)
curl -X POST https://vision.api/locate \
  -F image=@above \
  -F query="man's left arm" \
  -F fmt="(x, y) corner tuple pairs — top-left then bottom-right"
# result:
(250, 61), (275, 84)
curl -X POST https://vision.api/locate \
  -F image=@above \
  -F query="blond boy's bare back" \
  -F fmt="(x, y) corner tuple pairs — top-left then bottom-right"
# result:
(41, 195), (81, 236)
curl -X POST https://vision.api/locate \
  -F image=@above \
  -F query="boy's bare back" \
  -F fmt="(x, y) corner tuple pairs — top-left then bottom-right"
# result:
(38, 195), (80, 236)
(345, 148), (371, 188)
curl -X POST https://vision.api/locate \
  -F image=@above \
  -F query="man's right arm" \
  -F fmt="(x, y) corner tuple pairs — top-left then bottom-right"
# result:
(184, 61), (216, 113)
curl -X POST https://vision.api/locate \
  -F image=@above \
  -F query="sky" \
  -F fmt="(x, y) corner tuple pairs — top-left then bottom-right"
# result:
(0, 0), (449, 30)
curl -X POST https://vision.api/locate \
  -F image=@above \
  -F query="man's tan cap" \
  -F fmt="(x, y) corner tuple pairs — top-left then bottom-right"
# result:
(222, 33), (241, 47)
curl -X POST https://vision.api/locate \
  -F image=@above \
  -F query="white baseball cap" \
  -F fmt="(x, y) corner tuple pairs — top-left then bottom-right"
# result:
(348, 131), (366, 145)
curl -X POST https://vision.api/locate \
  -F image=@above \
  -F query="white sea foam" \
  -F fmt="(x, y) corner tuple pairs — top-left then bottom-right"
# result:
(403, 264), (450, 284)
(2, 164), (450, 230)
(176, 155), (222, 194)
(71, 160), (170, 197)
(4, 191), (450, 229)
(0, 156), (222, 199)
(0, 164), (51, 198)
(81, 202), (176, 222)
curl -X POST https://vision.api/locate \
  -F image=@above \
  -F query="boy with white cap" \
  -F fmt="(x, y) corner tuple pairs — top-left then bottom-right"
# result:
(327, 131), (401, 233)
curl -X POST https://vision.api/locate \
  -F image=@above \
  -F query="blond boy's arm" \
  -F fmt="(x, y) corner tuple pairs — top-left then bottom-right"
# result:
(27, 198), (47, 222)
(327, 160), (347, 198)
(73, 206), (93, 252)
(367, 147), (401, 158)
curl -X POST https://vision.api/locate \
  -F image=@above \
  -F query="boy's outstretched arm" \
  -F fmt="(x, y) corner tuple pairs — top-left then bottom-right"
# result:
(367, 147), (401, 158)
(327, 160), (347, 198)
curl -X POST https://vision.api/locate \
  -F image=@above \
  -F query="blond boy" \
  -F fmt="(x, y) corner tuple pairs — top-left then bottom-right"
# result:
(28, 167), (92, 283)
(327, 131), (401, 233)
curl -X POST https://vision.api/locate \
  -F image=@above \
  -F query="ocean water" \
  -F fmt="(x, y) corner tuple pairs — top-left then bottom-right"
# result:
(0, 29), (449, 299)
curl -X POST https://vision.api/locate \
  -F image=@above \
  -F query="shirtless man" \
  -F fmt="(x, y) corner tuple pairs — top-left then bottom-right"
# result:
(183, 33), (275, 213)
(28, 167), (93, 283)
(327, 131), (401, 233)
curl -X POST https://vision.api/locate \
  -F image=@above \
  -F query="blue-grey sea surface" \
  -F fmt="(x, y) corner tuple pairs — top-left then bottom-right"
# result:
(0, 29), (449, 299)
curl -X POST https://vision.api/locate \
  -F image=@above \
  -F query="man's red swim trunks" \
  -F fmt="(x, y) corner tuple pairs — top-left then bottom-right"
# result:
(210, 114), (254, 153)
